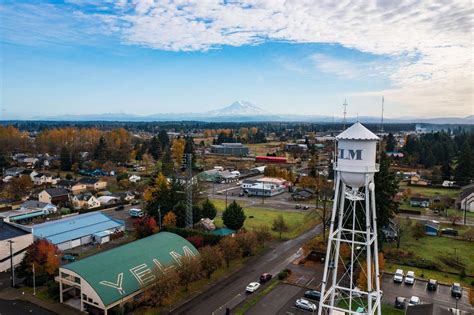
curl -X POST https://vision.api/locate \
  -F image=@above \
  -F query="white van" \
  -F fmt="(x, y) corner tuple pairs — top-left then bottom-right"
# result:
(129, 208), (144, 218)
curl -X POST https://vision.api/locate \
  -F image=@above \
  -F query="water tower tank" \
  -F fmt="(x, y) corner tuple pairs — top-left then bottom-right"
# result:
(335, 122), (379, 188)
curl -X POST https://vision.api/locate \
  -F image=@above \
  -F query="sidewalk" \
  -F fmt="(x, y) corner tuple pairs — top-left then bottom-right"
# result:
(0, 287), (80, 315)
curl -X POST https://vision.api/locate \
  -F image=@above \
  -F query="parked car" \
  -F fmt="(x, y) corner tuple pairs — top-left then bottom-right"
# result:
(239, 192), (245, 197)
(62, 254), (76, 262)
(295, 298), (317, 311)
(246, 282), (261, 293)
(115, 205), (125, 211)
(427, 279), (438, 291)
(451, 283), (462, 298)
(304, 290), (321, 301)
(129, 208), (144, 218)
(295, 204), (301, 209)
(259, 273), (272, 283)
(303, 205), (310, 210)
(405, 271), (415, 285)
(394, 297), (407, 309)
(393, 269), (404, 283)
(408, 296), (421, 306)
(441, 228), (459, 236)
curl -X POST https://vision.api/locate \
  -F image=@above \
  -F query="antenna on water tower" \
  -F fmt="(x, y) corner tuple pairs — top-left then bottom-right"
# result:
(342, 99), (348, 130)
(380, 96), (385, 133)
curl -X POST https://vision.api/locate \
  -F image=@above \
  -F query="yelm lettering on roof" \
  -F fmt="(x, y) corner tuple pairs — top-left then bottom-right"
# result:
(99, 246), (197, 291)
(99, 273), (123, 293)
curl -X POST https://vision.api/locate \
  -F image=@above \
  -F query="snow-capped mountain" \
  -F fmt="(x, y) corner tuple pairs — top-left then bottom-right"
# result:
(206, 100), (268, 117)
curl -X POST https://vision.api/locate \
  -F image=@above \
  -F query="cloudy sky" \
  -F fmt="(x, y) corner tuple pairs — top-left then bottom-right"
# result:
(0, 0), (472, 119)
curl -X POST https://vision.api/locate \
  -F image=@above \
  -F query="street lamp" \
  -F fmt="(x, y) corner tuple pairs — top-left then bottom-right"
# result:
(33, 263), (36, 296)
(6, 240), (15, 287)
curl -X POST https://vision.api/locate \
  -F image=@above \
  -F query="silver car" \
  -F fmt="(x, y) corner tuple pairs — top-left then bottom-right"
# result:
(295, 298), (317, 311)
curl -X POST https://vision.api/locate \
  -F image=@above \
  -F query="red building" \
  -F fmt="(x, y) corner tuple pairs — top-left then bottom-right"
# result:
(255, 156), (287, 164)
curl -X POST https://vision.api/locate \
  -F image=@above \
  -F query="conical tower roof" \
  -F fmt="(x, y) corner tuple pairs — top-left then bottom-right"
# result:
(336, 122), (379, 140)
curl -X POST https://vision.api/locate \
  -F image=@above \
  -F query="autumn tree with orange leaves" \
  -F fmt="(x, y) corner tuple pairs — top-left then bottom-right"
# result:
(18, 240), (60, 282)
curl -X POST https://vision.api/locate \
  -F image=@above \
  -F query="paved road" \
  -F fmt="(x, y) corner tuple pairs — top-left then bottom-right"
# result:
(399, 214), (474, 226)
(101, 204), (137, 230)
(0, 299), (56, 315)
(381, 273), (474, 313)
(170, 223), (323, 315)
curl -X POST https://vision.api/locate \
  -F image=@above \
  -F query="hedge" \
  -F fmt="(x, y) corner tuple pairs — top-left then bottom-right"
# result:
(162, 226), (222, 246)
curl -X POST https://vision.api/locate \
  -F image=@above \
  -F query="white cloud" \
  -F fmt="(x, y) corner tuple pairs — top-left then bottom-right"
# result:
(2, 0), (472, 116)
(103, 0), (473, 116)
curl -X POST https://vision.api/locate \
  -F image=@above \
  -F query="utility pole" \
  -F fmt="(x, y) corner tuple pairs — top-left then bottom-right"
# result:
(33, 263), (36, 295)
(7, 240), (14, 287)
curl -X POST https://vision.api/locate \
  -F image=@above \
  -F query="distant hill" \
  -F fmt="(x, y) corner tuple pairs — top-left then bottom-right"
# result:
(28, 101), (473, 124)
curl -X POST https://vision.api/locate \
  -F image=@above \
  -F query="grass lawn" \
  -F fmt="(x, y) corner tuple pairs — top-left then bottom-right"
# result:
(211, 199), (320, 239)
(337, 299), (403, 314)
(246, 142), (282, 156)
(399, 182), (460, 198)
(384, 219), (474, 286)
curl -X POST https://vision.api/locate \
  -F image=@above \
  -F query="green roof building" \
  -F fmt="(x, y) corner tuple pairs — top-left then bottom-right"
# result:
(58, 232), (199, 314)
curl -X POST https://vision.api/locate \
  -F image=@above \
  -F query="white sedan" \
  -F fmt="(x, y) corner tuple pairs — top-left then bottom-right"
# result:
(409, 296), (421, 306)
(246, 282), (261, 293)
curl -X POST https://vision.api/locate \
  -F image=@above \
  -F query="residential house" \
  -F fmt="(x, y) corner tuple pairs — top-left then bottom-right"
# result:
(20, 200), (57, 214)
(129, 174), (141, 183)
(33, 173), (53, 185)
(456, 184), (474, 212)
(410, 196), (431, 208)
(77, 177), (107, 191)
(4, 167), (25, 177)
(72, 193), (100, 210)
(114, 191), (135, 202)
(97, 196), (119, 207)
(38, 188), (70, 206)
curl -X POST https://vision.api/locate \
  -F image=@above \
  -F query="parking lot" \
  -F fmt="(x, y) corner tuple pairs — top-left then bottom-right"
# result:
(244, 272), (474, 315)
(381, 273), (473, 313)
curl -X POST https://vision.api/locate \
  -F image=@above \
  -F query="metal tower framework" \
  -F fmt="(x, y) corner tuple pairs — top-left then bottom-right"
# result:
(318, 173), (382, 315)
(185, 153), (193, 228)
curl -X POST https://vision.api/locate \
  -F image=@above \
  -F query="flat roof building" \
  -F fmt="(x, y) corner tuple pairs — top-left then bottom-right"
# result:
(0, 220), (33, 272)
(32, 212), (124, 251)
(210, 143), (249, 156)
(58, 232), (199, 314)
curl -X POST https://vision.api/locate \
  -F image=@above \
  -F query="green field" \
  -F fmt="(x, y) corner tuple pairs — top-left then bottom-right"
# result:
(384, 219), (474, 286)
(399, 182), (460, 198)
(211, 199), (320, 239)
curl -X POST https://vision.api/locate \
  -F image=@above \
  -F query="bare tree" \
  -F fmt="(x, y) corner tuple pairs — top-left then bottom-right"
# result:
(314, 182), (333, 241)
(145, 269), (179, 306)
(272, 215), (289, 239)
(219, 237), (241, 268)
(176, 255), (202, 291)
(254, 225), (272, 246)
(200, 246), (224, 279)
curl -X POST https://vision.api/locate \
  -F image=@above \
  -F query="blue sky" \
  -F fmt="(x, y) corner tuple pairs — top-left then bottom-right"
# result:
(0, 1), (472, 119)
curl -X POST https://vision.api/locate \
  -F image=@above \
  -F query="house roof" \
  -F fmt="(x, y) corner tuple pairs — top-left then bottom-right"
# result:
(75, 193), (96, 201)
(77, 177), (101, 184)
(33, 212), (123, 245)
(21, 200), (55, 210)
(43, 188), (69, 197)
(56, 180), (75, 187)
(61, 232), (198, 307)
(336, 122), (379, 141)
(459, 184), (474, 201)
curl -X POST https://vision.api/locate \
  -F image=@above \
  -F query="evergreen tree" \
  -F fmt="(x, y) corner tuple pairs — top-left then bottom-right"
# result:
(385, 133), (396, 152)
(374, 152), (399, 231)
(158, 130), (170, 149)
(455, 140), (474, 186)
(149, 136), (162, 160)
(201, 198), (217, 219)
(222, 200), (246, 230)
(161, 148), (174, 176)
(93, 136), (108, 164)
(174, 201), (187, 228)
(441, 162), (452, 180)
(60, 146), (72, 171)
(192, 204), (202, 224)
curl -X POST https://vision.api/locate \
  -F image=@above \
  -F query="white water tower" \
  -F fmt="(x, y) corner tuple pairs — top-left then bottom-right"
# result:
(319, 122), (382, 315)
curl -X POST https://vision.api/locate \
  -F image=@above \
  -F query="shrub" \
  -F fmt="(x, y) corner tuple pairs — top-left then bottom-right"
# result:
(186, 235), (204, 248)
(278, 268), (292, 280)
(47, 280), (59, 300)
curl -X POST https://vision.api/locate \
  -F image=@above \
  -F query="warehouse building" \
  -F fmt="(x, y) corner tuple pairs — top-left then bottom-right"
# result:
(58, 232), (199, 314)
(32, 212), (124, 250)
(0, 220), (33, 272)
(210, 143), (249, 156)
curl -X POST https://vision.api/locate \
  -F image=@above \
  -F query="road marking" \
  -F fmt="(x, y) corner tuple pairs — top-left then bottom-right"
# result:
(212, 293), (242, 315)
(306, 277), (315, 286)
